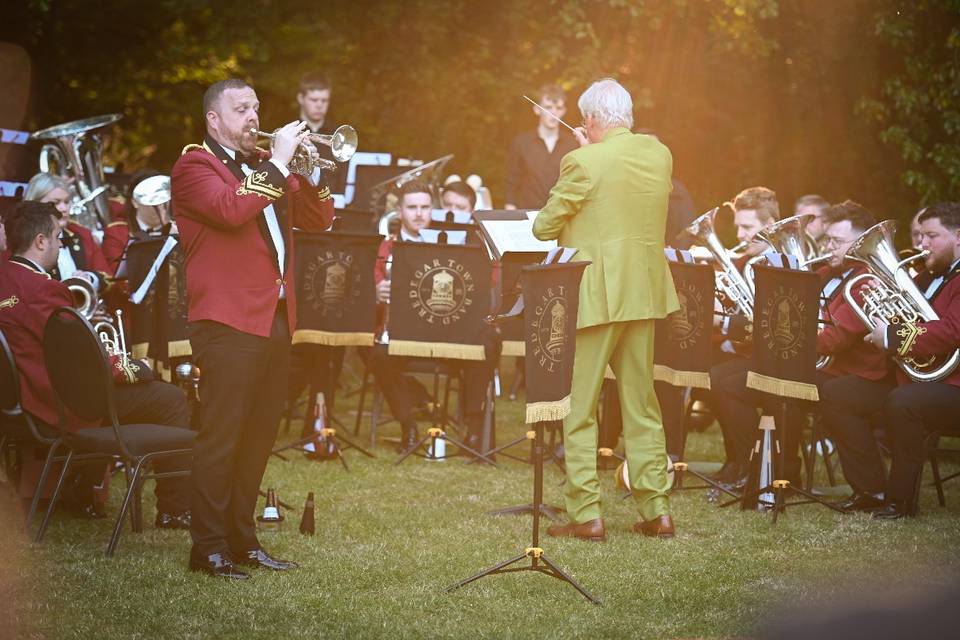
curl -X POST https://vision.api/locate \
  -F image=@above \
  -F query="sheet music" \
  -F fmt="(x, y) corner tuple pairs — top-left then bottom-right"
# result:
(419, 229), (467, 245)
(429, 208), (473, 224)
(130, 235), (178, 304)
(479, 217), (557, 256)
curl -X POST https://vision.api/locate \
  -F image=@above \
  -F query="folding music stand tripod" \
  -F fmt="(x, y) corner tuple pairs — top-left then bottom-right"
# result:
(447, 420), (599, 604)
(272, 393), (376, 470)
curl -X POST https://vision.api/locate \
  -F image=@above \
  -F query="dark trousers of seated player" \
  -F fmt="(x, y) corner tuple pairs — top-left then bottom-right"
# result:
(288, 344), (344, 435)
(600, 381), (683, 459)
(818, 374), (896, 497)
(364, 345), (493, 442)
(709, 357), (823, 481)
(884, 382), (960, 508)
(18, 381), (191, 516)
(188, 308), (289, 558)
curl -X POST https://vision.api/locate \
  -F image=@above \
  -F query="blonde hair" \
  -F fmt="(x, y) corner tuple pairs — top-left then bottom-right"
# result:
(24, 172), (70, 202)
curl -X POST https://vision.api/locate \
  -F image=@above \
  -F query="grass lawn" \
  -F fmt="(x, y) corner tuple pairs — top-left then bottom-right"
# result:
(2, 370), (959, 639)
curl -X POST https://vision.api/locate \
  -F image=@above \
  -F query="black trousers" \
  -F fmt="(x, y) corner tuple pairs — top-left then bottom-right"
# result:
(113, 381), (192, 514)
(364, 345), (493, 438)
(819, 374), (895, 495)
(188, 306), (290, 557)
(885, 382), (960, 505)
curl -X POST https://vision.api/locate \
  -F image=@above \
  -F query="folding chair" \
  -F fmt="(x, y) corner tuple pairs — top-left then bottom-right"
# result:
(37, 307), (195, 556)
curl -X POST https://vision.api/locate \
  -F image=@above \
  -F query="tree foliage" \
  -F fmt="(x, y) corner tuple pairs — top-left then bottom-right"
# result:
(1, 0), (951, 237)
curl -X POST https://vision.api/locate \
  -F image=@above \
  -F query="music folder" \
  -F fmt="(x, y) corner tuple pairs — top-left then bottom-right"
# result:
(472, 209), (557, 261)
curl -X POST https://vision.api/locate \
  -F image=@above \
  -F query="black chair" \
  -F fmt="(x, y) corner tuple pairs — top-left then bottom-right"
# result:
(37, 307), (195, 556)
(0, 328), (69, 529)
(926, 429), (960, 507)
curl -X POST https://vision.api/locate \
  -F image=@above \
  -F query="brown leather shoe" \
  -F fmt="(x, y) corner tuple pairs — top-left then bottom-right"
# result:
(546, 518), (606, 542)
(633, 515), (675, 539)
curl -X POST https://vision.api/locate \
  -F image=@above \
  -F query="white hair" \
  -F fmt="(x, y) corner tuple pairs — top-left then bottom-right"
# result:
(577, 78), (634, 130)
(24, 172), (69, 202)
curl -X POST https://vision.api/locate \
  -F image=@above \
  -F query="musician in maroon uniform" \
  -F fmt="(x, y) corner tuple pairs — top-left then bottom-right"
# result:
(0, 201), (191, 523)
(171, 79), (333, 579)
(863, 201), (960, 519)
(708, 201), (887, 488)
(370, 179), (494, 452)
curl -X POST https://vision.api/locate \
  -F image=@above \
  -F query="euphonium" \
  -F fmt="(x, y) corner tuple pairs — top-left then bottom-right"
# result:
(679, 206), (754, 318)
(63, 276), (99, 319)
(842, 220), (960, 382)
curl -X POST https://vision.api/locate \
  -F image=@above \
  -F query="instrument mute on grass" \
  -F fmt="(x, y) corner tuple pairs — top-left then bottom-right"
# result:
(299, 492), (315, 536)
(257, 488), (284, 531)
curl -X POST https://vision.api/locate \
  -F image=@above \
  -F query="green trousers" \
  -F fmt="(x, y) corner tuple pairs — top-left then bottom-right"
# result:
(562, 319), (671, 523)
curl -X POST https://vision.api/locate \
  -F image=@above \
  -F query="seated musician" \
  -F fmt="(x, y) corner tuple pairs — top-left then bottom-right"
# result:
(794, 194), (830, 248)
(101, 169), (173, 274)
(441, 181), (476, 215)
(0, 201), (192, 528)
(708, 199), (886, 488)
(370, 179), (493, 452)
(862, 201), (960, 519)
(23, 172), (112, 283)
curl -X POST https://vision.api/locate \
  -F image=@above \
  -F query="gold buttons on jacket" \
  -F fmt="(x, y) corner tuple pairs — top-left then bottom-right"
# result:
(275, 278), (283, 286)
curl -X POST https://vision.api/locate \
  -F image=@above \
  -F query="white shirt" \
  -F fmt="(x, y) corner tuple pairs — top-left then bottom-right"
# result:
(56, 246), (78, 280)
(222, 146), (290, 298)
(399, 227), (425, 243)
(924, 258), (960, 299)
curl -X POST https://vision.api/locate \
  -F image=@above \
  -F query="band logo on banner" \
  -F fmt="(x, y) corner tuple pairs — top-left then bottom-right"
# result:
(126, 237), (190, 375)
(292, 231), (380, 346)
(522, 261), (590, 424)
(388, 243), (492, 360)
(745, 265), (821, 401)
(653, 262), (714, 389)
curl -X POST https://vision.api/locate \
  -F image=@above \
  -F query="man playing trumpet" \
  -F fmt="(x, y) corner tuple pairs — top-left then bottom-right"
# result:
(172, 79), (334, 579)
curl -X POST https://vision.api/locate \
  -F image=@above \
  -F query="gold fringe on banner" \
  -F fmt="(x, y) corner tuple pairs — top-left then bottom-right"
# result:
(388, 340), (485, 361)
(131, 340), (192, 360)
(525, 394), (571, 424)
(501, 340), (525, 357)
(745, 371), (819, 402)
(132, 342), (149, 360)
(292, 330), (375, 347)
(653, 364), (711, 390)
(169, 340), (192, 358)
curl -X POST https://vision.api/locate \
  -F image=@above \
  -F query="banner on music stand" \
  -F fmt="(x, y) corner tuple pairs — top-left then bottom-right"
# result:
(291, 231), (381, 347)
(126, 237), (190, 376)
(521, 261), (590, 424)
(653, 262), (715, 389)
(387, 242), (492, 360)
(745, 265), (821, 402)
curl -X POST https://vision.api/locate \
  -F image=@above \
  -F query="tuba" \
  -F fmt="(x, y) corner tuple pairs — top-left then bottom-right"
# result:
(679, 206), (754, 318)
(842, 220), (960, 382)
(30, 114), (122, 230)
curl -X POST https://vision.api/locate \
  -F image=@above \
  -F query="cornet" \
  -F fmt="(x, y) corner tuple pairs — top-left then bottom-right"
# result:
(249, 125), (358, 178)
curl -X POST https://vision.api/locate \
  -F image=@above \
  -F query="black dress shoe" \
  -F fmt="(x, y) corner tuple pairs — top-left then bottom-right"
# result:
(189, 552), (250, 580)
(234, 548), (299, 571)
(873, 502), (912, 520)
(156, 510), (191, 529)
(398, 426), (419, 453)
(836, 492), (885, 513)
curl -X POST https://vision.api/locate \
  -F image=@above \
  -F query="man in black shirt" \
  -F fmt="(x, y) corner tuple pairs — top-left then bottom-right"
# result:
(504, 84), (578, 210)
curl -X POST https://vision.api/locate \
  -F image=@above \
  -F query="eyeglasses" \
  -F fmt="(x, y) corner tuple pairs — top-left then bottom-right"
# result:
(823, 236), (851, 248)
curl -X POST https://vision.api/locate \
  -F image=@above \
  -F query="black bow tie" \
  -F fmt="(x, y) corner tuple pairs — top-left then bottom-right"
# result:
(236, 152), (257, 167)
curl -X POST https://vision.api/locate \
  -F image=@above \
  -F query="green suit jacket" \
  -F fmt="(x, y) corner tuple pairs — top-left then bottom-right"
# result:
(532, 127), (679, 329)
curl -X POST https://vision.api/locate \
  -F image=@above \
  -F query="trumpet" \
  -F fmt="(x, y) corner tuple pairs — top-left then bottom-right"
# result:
(94, 309), (130, 369)
(249, 124), (358, 178)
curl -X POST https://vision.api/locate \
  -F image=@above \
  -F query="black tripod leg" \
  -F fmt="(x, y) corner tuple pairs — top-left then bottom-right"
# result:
(538, 553), (601, 605)
(442, 435), (497, 466)
(333, 432), (377, 458)
(394, 434), (431, 465)
(334, 443), (350, 472)
(445, 553), (528, 591)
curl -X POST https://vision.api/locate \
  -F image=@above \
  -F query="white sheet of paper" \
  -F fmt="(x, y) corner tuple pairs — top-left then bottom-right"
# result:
(480, 215), (556, 256)
(130, 235), (178, 304)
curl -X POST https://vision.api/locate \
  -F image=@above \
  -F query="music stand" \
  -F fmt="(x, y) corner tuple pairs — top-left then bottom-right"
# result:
(719, 266), (845, 520)
(448, 260), (599, 604)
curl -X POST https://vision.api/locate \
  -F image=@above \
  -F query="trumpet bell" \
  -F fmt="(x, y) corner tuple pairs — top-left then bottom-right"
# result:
(319, 125), (358, 162)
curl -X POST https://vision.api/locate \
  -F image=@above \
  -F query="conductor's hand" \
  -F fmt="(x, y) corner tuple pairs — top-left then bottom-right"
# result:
(271, 120), (309, 167)
(376, 279), (391, 304)
(573, 126), (590, 147)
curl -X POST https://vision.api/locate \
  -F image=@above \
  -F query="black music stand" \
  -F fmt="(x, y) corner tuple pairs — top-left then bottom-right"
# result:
(449, 260), (598, 604)
(272, 394), (377, 469)
(717, 266), (845, 520)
